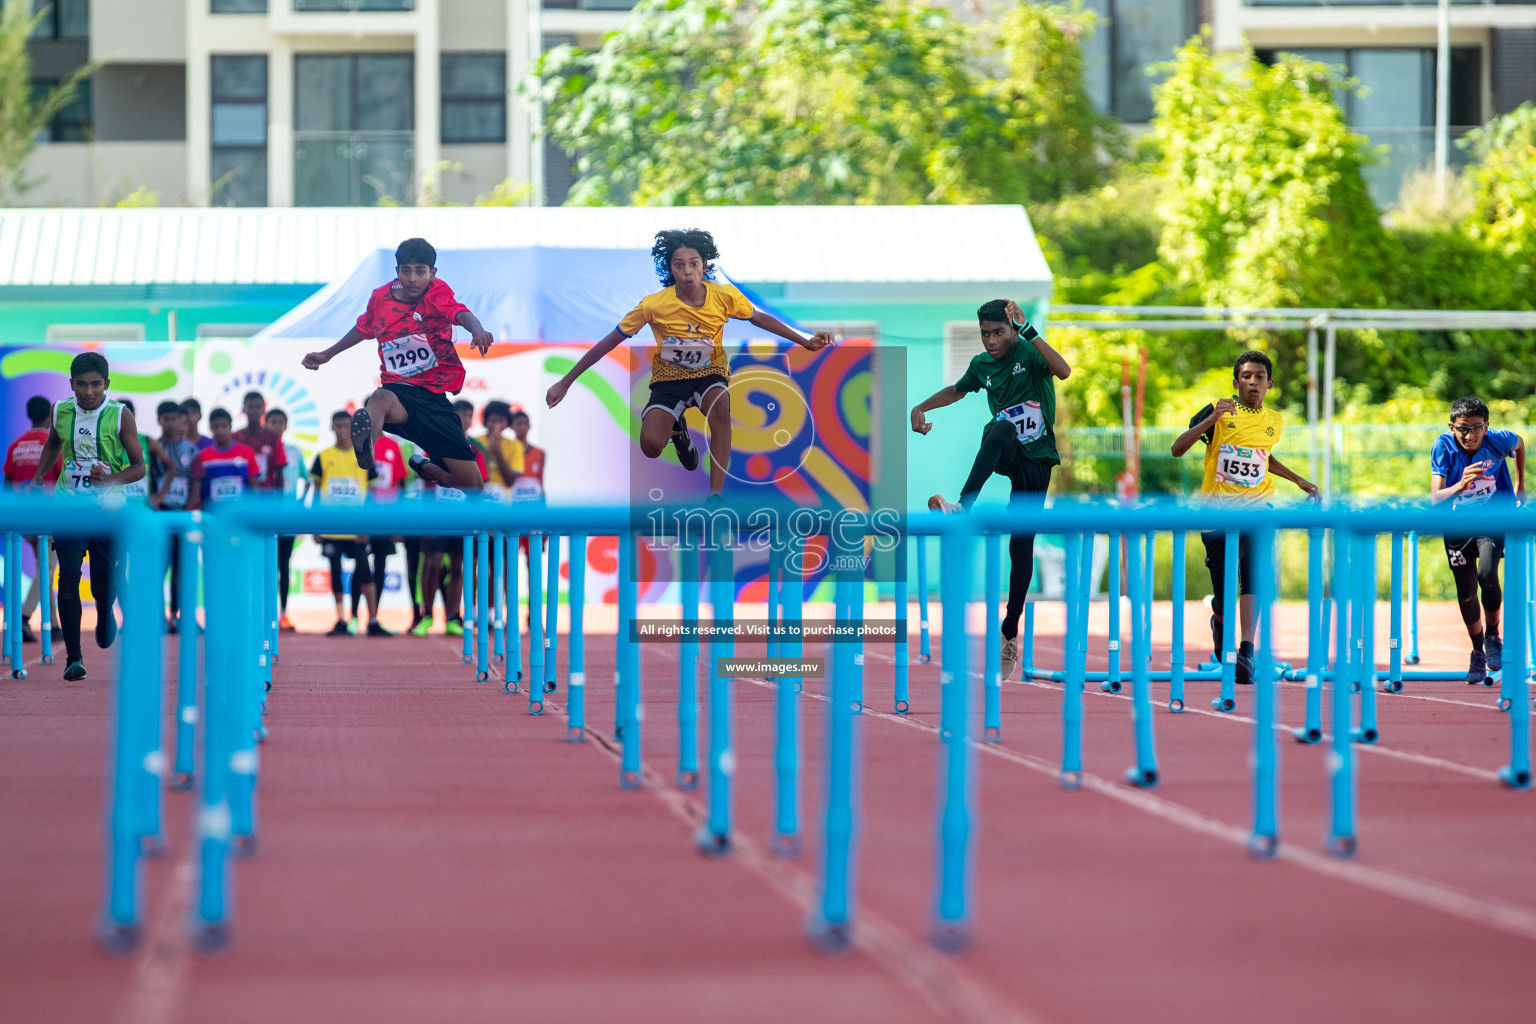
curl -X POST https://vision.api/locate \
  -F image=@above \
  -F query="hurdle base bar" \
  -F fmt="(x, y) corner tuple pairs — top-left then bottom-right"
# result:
(1027, 668), (1226, 684)
(94, 916), (142, 958)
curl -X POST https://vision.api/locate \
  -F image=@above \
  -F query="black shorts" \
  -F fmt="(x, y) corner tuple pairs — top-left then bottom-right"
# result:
(1202, 531), (1254, 607)
(1444, 535), (1503, 572)
(321, 539), (370, 561)
(421, 535), (465, 556)
(643, 373), (729, 421)
(381, 382), (476, 466)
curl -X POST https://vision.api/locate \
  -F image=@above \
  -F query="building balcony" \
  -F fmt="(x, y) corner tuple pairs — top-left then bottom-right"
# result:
(268, 0), (425, 37)
(294, 130), (415, 207)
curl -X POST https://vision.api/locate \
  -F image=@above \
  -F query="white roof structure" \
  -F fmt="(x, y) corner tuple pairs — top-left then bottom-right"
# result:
(0, 206), (1051, 302)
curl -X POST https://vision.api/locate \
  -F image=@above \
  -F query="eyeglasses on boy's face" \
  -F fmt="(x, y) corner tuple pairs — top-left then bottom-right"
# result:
(1450, 422), (1488, 436)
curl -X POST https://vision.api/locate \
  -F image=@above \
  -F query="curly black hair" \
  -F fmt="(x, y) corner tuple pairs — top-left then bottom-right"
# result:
(651, 228), (720, 286)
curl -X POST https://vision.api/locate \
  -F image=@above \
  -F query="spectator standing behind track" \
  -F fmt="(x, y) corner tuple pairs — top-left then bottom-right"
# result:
(1429, 396), (1527, 685)
(263, 408), (306, 632)
(480, 399), (524, 502)
(410, 441), (487, 638)
(232, 390), (289, 493)
(194, 409), (260, 506)
(508, 407), (545, 504)
(181, 398), (213, 451)
(4, 395), (62, 642)
(358, 432), (407, 632)
(150, 401), (199, 634)
(1170, 350), (1317, 686)
(29, 353), (147, 682)
(311, 410), (386, 637)
(118, 400), (161, 504)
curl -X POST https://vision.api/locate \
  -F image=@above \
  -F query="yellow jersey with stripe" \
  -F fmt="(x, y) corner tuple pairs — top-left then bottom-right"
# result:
(482, 434), (526, 501)
(310, 446), (374, 539)
(618, 280), (755, 384)
(1193, 403), (1284, 504)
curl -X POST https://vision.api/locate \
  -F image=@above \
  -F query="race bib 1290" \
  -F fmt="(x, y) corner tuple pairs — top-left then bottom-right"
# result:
(381, 334), (438, 378)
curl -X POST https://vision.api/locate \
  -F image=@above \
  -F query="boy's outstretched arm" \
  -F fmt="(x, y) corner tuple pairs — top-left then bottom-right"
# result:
(747, 310), (833, 352)
(1005, 300), (1070, 379)
(910, 386), (964, 435)
(1267, 454), (1318, 498)
(455, 310), (494, 356)
(303, 327), (368, 370)
(1515, 436), (1526, 501)
(546, 328), (628, 408)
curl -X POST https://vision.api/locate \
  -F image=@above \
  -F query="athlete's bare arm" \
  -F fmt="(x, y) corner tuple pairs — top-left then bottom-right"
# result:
(97, 409), (146, 487)
(303, 327), (369, 370)
(455, 310), (494, 356)
(910, 386), (964, 435)
(1266, 454), (1318, 497)
(1171, 398), (1236, 458)
(747, 310), (834, 352)
(1004, 300), (1070, 380)
(29, 410), (60, 488)
(545, 328), (628, 409)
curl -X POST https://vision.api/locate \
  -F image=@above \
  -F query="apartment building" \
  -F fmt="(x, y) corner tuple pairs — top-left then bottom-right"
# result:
(21, 0), (634, 208)
(18, 1), (1536, 210)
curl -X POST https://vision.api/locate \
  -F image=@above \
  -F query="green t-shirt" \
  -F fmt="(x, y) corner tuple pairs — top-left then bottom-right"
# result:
(953, 324), (1059, 465)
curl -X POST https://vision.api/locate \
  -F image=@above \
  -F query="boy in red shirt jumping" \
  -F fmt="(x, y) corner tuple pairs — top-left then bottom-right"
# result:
(302, 238), (492, 492)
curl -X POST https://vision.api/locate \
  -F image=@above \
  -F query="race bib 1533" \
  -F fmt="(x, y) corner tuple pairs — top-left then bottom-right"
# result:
(1215, 444), (1268, 488)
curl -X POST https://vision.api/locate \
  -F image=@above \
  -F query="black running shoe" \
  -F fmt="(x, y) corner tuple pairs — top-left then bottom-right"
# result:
(21, 621), (35, 643)
(671, 420), (700, 472)
(63, 660), (86, 681)
(1485, 634), (1503, 673)
(350, 408), (376, 471)
(95, 610), (117, 649)
(327, 619), (352, 637)
(366, 619), (394, 637)
(1210, 614), (1222, 662)
(166, 617), (178, 636)
(1466, 649), (1488, 685)
(1235, 653), (1256, 685)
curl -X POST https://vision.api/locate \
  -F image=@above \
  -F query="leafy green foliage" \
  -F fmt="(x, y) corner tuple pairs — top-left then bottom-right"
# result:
(1462, 103), (1536, 279)
(533, 0), (1118, 206)
(0, 0), (96, 201)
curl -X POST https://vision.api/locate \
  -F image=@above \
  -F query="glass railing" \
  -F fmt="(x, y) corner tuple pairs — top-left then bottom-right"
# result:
(294, 130), (414, 207)
(293, 0), (414, 12)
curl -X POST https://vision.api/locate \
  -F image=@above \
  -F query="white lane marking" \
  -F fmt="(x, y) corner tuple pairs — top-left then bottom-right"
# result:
(109, 859), (194, 1024)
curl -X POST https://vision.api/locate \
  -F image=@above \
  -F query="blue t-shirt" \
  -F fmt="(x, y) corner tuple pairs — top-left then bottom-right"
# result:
(1430, 428), (1520, 509)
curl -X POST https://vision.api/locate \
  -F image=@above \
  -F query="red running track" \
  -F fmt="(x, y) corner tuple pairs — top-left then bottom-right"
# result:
(1, 602), (1533, 1024)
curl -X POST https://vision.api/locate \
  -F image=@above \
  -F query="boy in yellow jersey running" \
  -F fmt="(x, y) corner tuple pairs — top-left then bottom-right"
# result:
(544, 228), (833, 499)
(1171, 350), (1317, 684)
(310, 410), (385, 637)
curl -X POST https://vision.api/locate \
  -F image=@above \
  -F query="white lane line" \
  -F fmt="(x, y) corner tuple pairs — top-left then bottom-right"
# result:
(762, 678), (1536, 946)
(108, 858), (194, 1024)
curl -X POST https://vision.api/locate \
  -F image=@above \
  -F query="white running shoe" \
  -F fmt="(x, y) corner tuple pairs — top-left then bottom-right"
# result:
(1000, 632), (1019, 681)
(928, 493), (962, 514)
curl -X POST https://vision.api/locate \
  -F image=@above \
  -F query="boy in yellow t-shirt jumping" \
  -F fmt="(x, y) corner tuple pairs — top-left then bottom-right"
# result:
(1170, 350), (1317, 684)
(544, 228), (833, 499)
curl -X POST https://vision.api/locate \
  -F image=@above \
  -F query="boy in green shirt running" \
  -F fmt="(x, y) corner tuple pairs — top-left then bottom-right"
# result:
(29, 353), (148, 680)
(911, 299), (1071, 680)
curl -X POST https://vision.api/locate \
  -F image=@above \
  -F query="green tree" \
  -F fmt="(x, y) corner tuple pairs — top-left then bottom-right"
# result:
(533, 0), (1115, 206)
(1152, 37), (1394, 314)
(0, 0), (94, 201)
(1462, 103), (1536, 282)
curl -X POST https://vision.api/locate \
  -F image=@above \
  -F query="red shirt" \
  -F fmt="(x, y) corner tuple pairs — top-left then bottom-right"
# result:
(4, 428), (61, 485)
(232, 426), (288, 491)
(193, 442), (261, 503)
(520, 443), (545, 482)
(371, 435), (407, 501)
(354, 277), (471, 394)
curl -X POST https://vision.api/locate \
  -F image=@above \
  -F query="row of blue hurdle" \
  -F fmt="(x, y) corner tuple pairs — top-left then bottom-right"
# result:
(0, 497), (1529, 957)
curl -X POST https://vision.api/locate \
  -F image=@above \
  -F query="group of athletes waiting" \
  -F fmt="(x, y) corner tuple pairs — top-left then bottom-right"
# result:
(2, 229), (1522, 689)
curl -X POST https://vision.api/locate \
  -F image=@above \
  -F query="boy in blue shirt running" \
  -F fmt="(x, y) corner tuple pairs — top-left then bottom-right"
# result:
(1429, 396), (1526, 684)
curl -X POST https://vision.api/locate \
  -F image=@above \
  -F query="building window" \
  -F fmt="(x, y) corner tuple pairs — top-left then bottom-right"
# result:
(1080, 0), (1199, 124)
(294, 53), (415, 206)
(211, 0), (268, 12)
(29, 0), (88, 39)
(211, 55), (269, 207)
(46, 324), (146, 343)
(293, 0), (415, 11)
(29, 78), (91, 141)
(441, 53), (506, 144)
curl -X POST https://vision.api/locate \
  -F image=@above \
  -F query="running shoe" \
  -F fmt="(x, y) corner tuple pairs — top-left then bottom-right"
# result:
(166, 617), (178, 636)
(1485, 634), (1503, 673)
(350, 409), (376, 471)
(1235, 652), (1256, 686)
(1000, 632), (1019, 681)
(279, 616), (296, 633)
(445, 618), (464, 637)
(671, 420), (700, 472)
(366, 619), (394, 637)
(21, 621), (35, 643)
(1466, 649), (1488, 685)
(327, 619), (352, 637)
(410, 618), (433, 638)
(95, 609), (117, 649)
(63, 660), (86, 681)
(927, 494), (961, 514)
(1210, 614), (1222, 662)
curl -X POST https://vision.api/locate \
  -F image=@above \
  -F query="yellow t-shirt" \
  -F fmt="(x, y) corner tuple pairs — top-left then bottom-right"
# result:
(482, 434), (526, 498)
(1197, 404), (1284, 504)
(618, 280), (755, 383)
(310, 446), (373, 539)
